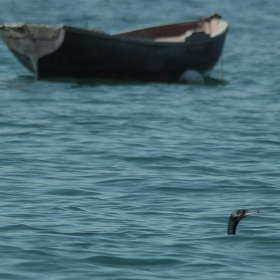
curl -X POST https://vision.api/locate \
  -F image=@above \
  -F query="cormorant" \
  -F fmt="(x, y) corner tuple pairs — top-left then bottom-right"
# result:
(228, 209), (259, 235)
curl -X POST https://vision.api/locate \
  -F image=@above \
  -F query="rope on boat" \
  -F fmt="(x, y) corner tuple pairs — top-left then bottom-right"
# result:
(220, 56), (223, 80)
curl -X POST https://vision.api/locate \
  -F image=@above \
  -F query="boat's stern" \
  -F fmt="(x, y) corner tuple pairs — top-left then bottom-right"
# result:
(0, 23), (65, 74)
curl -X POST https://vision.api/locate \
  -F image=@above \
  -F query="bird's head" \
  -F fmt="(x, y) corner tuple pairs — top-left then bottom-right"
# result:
(230, 209), (259, 222)
(228, 209), (259, 235)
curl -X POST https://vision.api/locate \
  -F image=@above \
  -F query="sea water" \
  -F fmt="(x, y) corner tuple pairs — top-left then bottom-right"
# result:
(1, 0), (280, 279)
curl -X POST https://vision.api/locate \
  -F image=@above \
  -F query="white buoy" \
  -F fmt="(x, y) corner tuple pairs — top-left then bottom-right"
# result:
(179, 69), (204, 84)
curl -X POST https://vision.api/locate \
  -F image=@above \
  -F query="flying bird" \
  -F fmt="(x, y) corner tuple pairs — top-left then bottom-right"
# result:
(228, 209), (259, 235)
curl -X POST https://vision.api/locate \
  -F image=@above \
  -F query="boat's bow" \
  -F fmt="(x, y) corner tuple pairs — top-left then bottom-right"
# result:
(0, 23), (65, 74)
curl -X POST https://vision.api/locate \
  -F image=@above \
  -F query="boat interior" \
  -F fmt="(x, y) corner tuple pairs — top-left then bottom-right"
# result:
(114, 17), (223, 43)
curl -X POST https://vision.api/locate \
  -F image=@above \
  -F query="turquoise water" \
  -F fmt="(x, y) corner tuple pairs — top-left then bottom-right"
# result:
(1, 1), (280, 279)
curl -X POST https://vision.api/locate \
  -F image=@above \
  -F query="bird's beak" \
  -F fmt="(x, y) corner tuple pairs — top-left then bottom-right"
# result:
(244, 209), (259, 217)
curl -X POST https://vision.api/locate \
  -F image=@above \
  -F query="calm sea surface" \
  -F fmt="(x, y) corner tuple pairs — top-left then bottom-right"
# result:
(1, 0), (280, 279)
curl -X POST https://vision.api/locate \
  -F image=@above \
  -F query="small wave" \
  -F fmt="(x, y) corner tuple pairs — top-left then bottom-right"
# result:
(45, 189), (99, 197)
(83, 255), (181, 267)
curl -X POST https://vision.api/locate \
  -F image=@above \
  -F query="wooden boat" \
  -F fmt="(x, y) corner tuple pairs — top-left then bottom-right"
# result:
(0, 14), (228, 82)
